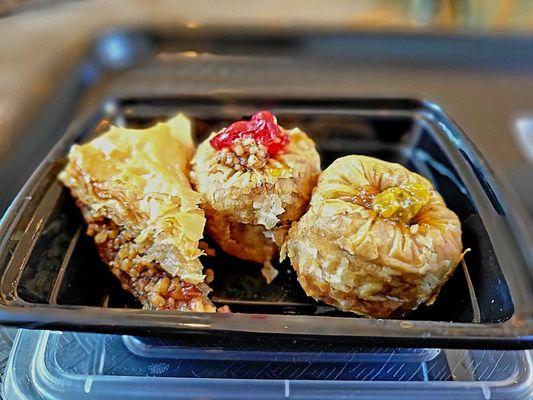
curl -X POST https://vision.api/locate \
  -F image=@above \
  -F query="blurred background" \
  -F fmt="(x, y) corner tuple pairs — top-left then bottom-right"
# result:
(1, 0), (532, 215)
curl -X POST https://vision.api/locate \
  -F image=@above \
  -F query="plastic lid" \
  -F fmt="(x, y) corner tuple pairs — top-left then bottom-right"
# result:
(3, 329), (532, 400)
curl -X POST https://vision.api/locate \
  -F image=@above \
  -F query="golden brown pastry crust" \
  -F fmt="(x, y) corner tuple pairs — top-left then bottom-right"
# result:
(284, 155), (463, 317)
(202, 209), (287, 265)
(59, 115), (217, 312)
(190, 127), (320, 264)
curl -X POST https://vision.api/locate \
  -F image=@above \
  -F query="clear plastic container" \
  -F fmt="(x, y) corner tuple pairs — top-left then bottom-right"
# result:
(122, 335), (441, 363)
(3, 329), (532, 400)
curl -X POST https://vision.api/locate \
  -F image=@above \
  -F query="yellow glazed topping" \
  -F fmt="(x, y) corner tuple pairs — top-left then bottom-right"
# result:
(371, 182), (430, 224)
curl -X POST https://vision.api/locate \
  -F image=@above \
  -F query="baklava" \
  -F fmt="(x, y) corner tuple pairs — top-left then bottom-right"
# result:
(190, 111), (320, 267)
(284, 155), (463, 317)
(59, 115), (218, 312)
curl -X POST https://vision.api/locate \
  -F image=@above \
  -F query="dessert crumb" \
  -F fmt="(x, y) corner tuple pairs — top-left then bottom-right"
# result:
(261, 261), (279, 284)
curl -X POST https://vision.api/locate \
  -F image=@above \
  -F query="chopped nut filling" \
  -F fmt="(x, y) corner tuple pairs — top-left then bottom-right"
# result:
(351, 185), (380, 208)
(215, 137), (268, 170)
(79, 201), (220, 312)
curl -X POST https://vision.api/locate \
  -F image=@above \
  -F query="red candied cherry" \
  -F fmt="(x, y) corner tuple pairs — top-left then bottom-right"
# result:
(210, 111), (290, 156)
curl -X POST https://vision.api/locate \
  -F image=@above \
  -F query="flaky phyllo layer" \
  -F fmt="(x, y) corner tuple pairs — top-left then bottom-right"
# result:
(190, 127), (321, 264)
(58, 115), (206, 285)
(284, 155), (463, 317)
(192, 128), (320, 229)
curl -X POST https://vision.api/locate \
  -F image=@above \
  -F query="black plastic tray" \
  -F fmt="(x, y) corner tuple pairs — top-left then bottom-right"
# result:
(0, 97), (531, 349)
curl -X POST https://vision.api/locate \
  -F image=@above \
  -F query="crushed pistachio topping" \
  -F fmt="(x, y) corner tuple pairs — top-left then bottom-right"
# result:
(371, 182), (430, 224)
(215, 137), (268, 171)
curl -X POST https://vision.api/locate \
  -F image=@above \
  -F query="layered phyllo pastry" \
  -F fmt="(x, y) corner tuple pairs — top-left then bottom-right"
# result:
(284, 155), (463, 317)
(59, 115), (220, 312)
(190, 111), (320, 266)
